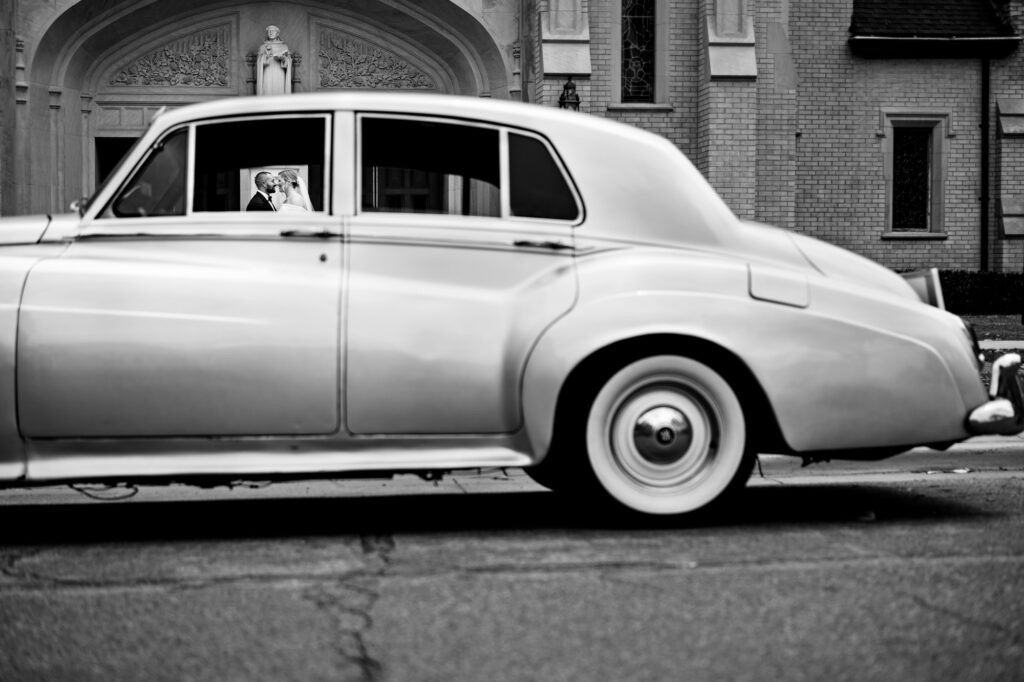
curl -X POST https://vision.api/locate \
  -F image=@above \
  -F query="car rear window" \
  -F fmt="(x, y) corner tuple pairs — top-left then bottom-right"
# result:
(509, 133), (578, 221)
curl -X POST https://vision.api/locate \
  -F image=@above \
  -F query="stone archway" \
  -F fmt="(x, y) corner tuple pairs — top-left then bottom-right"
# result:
(20, 0), (514, 214)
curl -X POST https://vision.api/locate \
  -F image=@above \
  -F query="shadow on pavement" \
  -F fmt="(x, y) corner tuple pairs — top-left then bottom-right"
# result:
(0, 483), (994, 546)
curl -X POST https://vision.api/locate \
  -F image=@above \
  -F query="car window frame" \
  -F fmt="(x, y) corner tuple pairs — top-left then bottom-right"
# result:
(506, 128), (584, 225)
(354, 113), (583, 227)
(91, 113), (333, 231)
(189, 112), (334, 218)
(97, 126), (190, 222)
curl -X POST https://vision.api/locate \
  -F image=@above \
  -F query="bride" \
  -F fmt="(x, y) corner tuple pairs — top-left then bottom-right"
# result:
(276, 170), (313, 212)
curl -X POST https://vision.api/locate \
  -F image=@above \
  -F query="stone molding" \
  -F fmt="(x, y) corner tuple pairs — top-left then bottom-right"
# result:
(705, 0), (757, 80)
(109, 26), (231, 87)
(95, 104), (177, 133)
(318, 28), (434, 89)
(539, 2), (591, 78)
(15, 37), (28, 104)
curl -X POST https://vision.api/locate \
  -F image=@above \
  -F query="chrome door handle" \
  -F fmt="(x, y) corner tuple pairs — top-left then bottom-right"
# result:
(513, 239), (574, 251)
(280, 229), (342, 239)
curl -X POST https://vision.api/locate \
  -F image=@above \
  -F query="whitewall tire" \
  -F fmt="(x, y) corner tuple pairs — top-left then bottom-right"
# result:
(585, 355), (751, 515)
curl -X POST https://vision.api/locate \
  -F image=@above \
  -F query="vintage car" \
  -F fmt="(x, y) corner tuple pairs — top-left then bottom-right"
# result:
(0, 93), (1020, 515)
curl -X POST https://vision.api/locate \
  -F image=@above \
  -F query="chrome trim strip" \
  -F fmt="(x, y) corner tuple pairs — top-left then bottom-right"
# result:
(0, 462), (25, 481)
(26, 449), (532, 482)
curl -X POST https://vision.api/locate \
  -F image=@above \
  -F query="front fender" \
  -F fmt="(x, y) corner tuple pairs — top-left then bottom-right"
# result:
(0, 244), (67, 480)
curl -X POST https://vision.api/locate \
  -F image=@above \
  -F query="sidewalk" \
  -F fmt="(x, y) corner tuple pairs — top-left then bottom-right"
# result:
(757, 433), (1024, 475)
(980, 340), (1024, 350)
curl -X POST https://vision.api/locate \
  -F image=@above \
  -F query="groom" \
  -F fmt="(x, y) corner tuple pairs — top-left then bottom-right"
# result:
(245, 171), (278, 211)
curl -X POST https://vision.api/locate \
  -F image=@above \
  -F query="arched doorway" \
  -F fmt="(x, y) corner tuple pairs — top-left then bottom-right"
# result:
(23, 0), (513, 214)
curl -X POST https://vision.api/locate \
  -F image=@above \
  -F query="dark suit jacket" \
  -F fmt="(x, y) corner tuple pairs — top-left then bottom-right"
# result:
(246, 192), (275, 211)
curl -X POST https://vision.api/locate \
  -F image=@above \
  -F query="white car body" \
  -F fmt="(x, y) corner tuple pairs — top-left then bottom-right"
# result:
(0, 93), (1018, 514)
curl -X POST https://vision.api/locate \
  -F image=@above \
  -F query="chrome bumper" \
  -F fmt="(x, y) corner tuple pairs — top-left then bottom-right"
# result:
(967, 353), (1024, 435)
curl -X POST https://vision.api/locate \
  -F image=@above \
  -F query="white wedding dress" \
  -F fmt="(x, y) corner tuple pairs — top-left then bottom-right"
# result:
(277, 177), (313, 212)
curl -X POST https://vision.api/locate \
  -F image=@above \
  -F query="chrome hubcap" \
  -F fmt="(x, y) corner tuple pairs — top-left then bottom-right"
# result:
(633, 406), (693, 464)
(608, 385), (716, 489)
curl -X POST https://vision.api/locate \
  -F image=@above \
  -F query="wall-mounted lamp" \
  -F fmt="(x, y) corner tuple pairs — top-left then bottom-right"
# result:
(558, 76), (581, 111)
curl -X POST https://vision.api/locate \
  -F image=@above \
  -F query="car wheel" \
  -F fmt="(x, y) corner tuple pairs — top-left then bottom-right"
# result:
(585, 355), (753, 515)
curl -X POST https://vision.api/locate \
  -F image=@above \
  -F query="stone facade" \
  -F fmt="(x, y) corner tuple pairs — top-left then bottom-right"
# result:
(2, 0), (1022, 271)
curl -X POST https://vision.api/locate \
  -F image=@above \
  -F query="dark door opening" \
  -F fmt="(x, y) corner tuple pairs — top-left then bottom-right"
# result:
(95, 137), (139, 186)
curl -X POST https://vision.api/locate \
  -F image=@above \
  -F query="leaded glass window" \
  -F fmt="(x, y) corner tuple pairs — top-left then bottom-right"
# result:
(892, 127), (932, 231)
(622, 0), (655, 102)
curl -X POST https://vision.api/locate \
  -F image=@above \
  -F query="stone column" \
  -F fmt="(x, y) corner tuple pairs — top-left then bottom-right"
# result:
(80, 94), (94, 198)
(697, 0), (757, 219)
(0, 0), (15, 215)
(755, 0), (797, 229)
(510, 41), (522, 101)
(49, 89), (64, 214)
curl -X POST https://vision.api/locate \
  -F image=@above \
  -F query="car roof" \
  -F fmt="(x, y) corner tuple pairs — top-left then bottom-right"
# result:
(143, 92), (739, 250)
(160, 92), (575, 127)
(154, 92), (670, 152)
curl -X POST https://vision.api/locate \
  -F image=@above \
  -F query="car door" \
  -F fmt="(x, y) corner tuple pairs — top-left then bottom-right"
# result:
(17, 113), (344, 438)
(345, 114), (581, 434)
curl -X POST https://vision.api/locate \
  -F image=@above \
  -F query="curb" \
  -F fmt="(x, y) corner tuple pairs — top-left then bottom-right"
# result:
(980, 340), (1024, 350)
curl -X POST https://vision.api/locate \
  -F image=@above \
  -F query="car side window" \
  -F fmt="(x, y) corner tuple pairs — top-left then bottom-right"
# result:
(509, 133), (579, 221)
(111, 128), (188, 218)
(193, 116), (328, 212)
(360, 117), (500, 217)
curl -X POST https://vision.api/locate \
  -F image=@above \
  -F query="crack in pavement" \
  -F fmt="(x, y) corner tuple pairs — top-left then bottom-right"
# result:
(0, 549), (45, 584)
(0, 571), (377, 594)
(902, 591), (1020, 639)
(300, 534), (395, 681)
(304, 580), (383, 681)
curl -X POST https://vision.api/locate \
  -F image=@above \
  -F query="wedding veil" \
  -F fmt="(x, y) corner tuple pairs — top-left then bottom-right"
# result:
(296, 176), (313, 211)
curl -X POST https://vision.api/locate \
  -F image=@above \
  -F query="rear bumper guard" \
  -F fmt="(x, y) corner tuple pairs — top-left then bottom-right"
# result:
(967, 353), (1024, 436)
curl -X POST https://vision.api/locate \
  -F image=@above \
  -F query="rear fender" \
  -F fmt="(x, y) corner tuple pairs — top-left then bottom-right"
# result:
(521, 292), (973, 460)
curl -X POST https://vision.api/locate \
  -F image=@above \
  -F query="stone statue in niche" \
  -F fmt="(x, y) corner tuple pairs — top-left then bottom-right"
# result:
(256, 25), (292, 95)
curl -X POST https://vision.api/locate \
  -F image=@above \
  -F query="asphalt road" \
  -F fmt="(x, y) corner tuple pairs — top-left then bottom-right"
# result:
(0, 439), (1022, 681)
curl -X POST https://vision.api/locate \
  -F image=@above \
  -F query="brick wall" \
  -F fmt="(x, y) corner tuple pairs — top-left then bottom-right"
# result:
(587, 0), (699, 157)
(791, 0), (987, 271)
(702, 81), (757, 218)
(577, 0), (1020, 271)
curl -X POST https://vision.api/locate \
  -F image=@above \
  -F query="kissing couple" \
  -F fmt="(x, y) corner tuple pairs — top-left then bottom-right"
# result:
(246, 169), (313, 212)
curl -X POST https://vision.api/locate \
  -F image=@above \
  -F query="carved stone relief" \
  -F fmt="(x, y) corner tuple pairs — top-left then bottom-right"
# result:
(318, 29), (434, 90)
(109, 26), (230, 87)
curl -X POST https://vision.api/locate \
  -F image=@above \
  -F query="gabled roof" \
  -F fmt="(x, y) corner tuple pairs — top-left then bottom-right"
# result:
(849, 0), (1020, 57)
